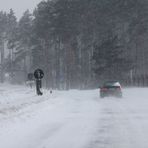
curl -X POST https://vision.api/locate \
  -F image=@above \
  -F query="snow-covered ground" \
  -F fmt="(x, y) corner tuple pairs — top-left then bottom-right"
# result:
(0, 84), (148, 148)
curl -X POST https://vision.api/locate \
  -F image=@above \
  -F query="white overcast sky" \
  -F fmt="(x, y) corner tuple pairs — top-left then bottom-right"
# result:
(0, 0), (42, 19)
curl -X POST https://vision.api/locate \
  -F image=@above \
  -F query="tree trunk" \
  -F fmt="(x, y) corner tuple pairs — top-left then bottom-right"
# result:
(0, 39), (4, 83)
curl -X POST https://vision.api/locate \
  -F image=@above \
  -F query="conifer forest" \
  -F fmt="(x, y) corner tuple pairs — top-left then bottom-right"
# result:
(0, 0), (148, 89)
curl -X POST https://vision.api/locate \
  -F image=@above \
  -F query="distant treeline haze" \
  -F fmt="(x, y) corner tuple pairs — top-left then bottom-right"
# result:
(0, 0), (148, 89)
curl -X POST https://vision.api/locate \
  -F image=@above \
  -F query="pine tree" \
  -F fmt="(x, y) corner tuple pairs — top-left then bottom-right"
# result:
(6, 9), (18, 82)
(0, 11), (7, 83)
(93, 35), (133, 84)
(16, 10), (33, 79)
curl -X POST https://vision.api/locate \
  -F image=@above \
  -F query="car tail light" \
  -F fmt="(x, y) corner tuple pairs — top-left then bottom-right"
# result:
(117, 86), (121, 90)
(101, 88), (108, 91)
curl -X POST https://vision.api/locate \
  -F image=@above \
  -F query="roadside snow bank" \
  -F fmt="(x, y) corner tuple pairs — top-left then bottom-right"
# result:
(0, 85), (100, 148)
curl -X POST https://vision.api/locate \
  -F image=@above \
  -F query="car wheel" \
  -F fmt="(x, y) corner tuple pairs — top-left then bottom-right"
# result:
(100, 93), (105, 98)
(117, 93), (122, 98)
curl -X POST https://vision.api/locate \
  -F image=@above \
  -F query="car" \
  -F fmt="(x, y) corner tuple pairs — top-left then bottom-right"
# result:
(100, 81), (122, 98)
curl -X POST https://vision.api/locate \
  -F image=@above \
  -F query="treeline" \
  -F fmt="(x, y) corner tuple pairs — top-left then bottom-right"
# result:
(1, 0), (148, 89)
(0, 9), (32, 84)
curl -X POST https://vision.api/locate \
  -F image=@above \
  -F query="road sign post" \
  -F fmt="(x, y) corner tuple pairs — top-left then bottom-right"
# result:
(34, 69), (44, 95)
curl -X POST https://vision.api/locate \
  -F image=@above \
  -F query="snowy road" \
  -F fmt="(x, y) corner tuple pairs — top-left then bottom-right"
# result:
(0, 85), (148, 148)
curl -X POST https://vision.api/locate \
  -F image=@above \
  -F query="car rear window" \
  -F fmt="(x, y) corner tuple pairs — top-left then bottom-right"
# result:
(103, 82), (120, 88)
